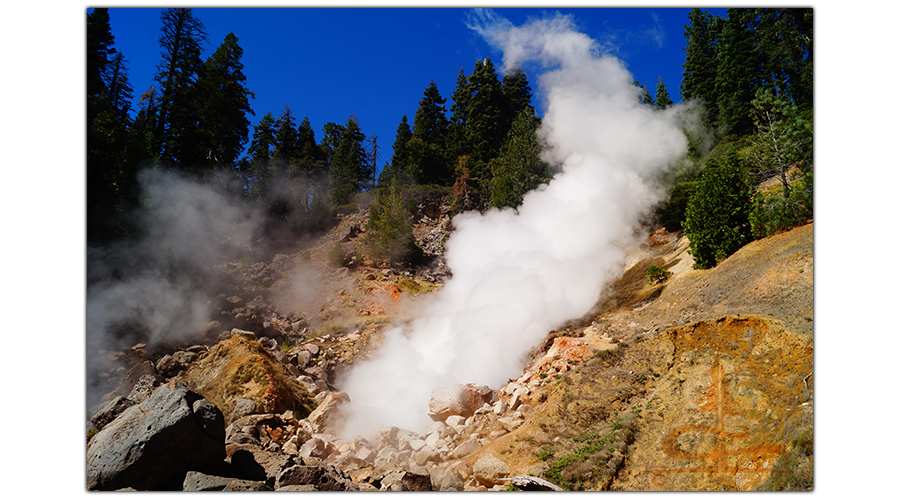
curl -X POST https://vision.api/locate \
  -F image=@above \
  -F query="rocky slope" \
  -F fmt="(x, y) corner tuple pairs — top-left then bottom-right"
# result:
(86, 195), (813, 491)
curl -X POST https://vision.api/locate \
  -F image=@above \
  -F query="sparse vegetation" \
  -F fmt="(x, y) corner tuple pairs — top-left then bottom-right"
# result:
(758, 430), (813, 491)
(646, 265), (672, 284)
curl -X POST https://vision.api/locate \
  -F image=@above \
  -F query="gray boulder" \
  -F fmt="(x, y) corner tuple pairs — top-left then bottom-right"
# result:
(274, 463), (360, 491)
(182, 471), (271, 491)
(379, 470), (433, 491)
(86, 381), (225, 490)
(89, 396), (135, 431)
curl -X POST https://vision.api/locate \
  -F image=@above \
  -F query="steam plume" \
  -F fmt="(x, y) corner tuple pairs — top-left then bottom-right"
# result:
(338, 10), (691, 436)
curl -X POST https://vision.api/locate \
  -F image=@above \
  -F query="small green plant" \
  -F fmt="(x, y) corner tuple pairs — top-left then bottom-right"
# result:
(646, 265), (672, 284)
(87, 428), (99, 441)
(327, 242), (351, 267)
(609, 418), (624, 430)
(505, 483), (518, 491)
(539, 449), (555, 461)
(543, 433), (615, 490)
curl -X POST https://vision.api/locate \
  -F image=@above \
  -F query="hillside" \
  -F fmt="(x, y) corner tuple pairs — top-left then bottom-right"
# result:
(86, 198), (813, 491)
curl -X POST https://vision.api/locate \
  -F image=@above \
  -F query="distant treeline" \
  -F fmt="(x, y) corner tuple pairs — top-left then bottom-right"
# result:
(87, 7), (813, 264)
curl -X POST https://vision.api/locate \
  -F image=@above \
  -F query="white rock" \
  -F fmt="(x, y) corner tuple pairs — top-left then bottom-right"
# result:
(451, 437), (481, 458)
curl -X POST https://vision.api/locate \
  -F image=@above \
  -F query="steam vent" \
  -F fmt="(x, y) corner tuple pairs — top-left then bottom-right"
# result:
(86, 7), (813, 492)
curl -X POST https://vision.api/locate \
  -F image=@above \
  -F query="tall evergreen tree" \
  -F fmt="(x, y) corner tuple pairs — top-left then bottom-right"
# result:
(681, 8), (722, 128)
(295, 116), (325, 176)
(714, 12), (757, 136)
(272, 105), (299, 168)
(104, 52), (134, 119)
(244, 111), (277, 198)
(489, 108), (551, 210)
(134, 85), (161, 158)
(195, 32), (255, 170)
(448, 67), (472, 161)
(87, 8), (116, 124)
(736, 8), (813, 110)
(464, 58), (504, 171)
(655, 77), (674, 110)
(379, 115), (413, 187)
(154, 7), (207, 170)
(500, 65), (534, 132)
(87, 8), (139, 244)
(329, 116), (370, 205)
(408, 80), (451, 185)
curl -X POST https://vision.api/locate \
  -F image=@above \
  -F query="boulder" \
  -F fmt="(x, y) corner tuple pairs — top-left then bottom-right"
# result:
(225, 443), (294, 487)
(298, 436), (334, 460)
(305, 392), (350, 434)
(473, 454), (510, 488)
(86, 381), (226, 490)
(430, 461), (469, 491)
(89, 396), (135, 432)
(428, 383), (496, 421)
(379, 470), (433, 491)
(274, 463), (360, 491)
(451, 437), (481, 458)
(126, 373), (158, 404)
(182, 471), (271, 491)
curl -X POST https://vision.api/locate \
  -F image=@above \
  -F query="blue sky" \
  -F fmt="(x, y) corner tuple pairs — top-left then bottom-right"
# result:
(97, 6), (726, 173)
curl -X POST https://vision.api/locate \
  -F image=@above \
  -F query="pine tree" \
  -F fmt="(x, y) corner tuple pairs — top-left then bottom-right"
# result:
(244, 111), (277, 199)
(489, 108), (551, 210)
(655, 77), (674, 110)
(87, 8), (116, 124)
(681, 8), (722, 128)
(746, 88), (813, 237)
(408, 81), (451, 186)
(465, 58), (505, 171)
(500, 65), (534, 132)
(104, 52), (134, 119)
(448, 67), (472, 161)
(379, 115), (413, 187)
(293, 116), (325, 176)
(154, 7), (208, 170)
(195, 32), (255, 170)
(635, 80), (654, 107)
(273, 105), (299, 168)
(329, 116), (370, 206)
(87, 8), (139, 244)
(714, 12), (757, 136)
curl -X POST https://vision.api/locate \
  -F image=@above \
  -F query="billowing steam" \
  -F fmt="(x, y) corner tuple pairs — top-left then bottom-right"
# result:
(86, 169), (266, 410)
(337, 10), (693, 437)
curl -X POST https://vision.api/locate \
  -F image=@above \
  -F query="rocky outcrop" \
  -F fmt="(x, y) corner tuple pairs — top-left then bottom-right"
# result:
(86, 381), (226, 491)
(179, 334), (317, 424)
(427, 383), (496, 421)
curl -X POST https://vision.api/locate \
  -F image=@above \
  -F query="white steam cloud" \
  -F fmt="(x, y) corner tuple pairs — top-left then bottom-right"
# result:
(86, 169), (264, 410)
(338, 10), (692, 437)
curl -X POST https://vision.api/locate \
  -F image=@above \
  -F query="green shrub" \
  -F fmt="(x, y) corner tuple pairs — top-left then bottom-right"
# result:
(367, 180), (423, 266)
(749, 170), (813, 238)
(758, 430), (813, 491)
(683, 147), (753, 269)
(646, 265), (672, 284)
(327, 242), (351, 267)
